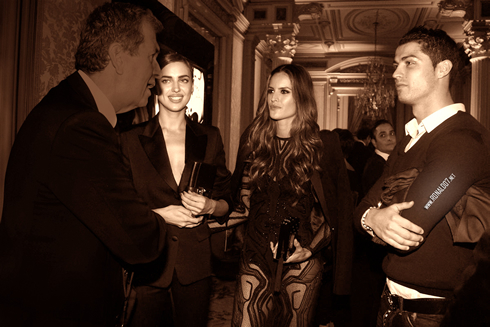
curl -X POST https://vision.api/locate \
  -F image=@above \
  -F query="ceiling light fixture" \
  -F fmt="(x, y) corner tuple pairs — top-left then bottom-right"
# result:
(355, 10), (395, 120)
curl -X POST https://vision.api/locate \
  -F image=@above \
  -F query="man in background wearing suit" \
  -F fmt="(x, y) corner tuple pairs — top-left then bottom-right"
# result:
(0, 3), (200, 326)
(351, 119), (396, 327)
(362, 119), (396, 195)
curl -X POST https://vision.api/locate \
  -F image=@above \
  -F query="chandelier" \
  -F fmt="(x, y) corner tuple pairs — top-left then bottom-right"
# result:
(355, 11), (395, 120)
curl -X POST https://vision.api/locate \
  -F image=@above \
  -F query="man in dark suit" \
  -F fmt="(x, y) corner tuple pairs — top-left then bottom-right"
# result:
(0, 3), (197, 326)
(351, 119), (395, 327)
(362, 119), (396, 195)
(349, 126), (375, 179)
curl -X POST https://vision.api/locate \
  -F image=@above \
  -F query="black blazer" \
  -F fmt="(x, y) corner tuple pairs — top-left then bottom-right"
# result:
(315, 130), (354, 295)
(120, 114), (232, 287)
(362, 152), (387, 195)
(0, 72), (167, 326)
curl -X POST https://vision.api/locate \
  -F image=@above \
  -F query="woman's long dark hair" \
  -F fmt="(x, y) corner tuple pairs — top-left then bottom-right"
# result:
(246, 64), (323, 196)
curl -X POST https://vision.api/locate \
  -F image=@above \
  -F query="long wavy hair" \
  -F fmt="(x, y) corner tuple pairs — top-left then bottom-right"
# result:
(245, 64), (323, 196)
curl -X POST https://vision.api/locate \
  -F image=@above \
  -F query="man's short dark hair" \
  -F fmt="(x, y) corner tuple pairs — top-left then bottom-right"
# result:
(333, 128), (356, 158)
(398, 26), (464, 87)
(370, 119), (393, 139)
(356, 126), (372, 141)
(75, 2), (163, 73)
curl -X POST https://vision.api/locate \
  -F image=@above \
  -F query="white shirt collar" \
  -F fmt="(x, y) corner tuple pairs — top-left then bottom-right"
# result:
(78, 70), (117, 128)
(405, 103), (465, 138)
(375, 149), (390, 161)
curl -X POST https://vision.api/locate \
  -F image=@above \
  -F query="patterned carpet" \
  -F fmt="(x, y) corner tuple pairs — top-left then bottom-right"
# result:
(206, 270), (349, 327)
(207, 224), (243, 326)
(205, 229), (347, 327)
(207, 276), (236, 327)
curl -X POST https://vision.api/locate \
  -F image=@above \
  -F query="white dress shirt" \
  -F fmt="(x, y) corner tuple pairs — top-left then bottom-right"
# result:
(78, 70), (117, 128)
(404, 103), (465, 152)
(374, 149), (390, 161)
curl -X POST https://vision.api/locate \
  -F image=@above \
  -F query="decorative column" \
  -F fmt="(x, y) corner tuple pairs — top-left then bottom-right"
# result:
(227, 9), (250, 171)
(240, 34), (261, 134)
(463, 20), (490, 129)
(265, 23), (300, 70)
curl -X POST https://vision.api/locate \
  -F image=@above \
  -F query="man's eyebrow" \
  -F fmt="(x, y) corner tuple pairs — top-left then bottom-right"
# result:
(394, 54), (417, 64)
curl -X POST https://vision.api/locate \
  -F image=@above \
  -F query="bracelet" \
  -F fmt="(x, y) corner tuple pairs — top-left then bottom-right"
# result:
(361, 201), (382, 234)
(361, 208), (375, 233)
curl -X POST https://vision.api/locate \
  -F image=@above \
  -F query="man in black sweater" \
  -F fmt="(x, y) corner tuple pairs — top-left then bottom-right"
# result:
(354, 27), (490, 326)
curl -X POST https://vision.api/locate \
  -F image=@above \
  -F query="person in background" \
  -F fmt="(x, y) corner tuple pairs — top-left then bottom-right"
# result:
(0, 3), (171, 326)
(362, 119), (396, 195)
(119, 52), (232, 327)
(231, 64), (353, 327)
(334, 128), (362, 204)
(354, 26), (490, 326)
(356, 126), (373, 147)
(348, 126), (375, 182)
(351, 120), (395, 327)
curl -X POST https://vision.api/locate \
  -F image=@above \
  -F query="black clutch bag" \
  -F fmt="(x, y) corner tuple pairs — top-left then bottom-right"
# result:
(274, 216), (300, 293)
(274, 217), (300, 261)
(186, 161), (217, 197)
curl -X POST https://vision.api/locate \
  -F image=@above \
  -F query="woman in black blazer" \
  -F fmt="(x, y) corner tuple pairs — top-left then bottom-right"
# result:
(120, 53), (232, 327)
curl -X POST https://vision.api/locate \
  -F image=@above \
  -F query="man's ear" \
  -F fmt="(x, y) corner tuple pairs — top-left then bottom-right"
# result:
(371, 137), (377, 149)
(108, 43), (125, 75)
(437, 59), (453, 79)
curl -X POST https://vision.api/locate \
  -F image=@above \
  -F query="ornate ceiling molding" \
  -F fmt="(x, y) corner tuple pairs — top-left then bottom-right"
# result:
(295, 2), (324, 21)
(345, 9), (410, 37)
(198, 0), (236, 25)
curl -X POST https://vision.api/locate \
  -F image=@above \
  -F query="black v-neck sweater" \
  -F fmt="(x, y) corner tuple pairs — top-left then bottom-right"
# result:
(355, 111), (490, 297)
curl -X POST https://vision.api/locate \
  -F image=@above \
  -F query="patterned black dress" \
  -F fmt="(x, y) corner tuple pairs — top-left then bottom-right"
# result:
(232, 138), (330, 327)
